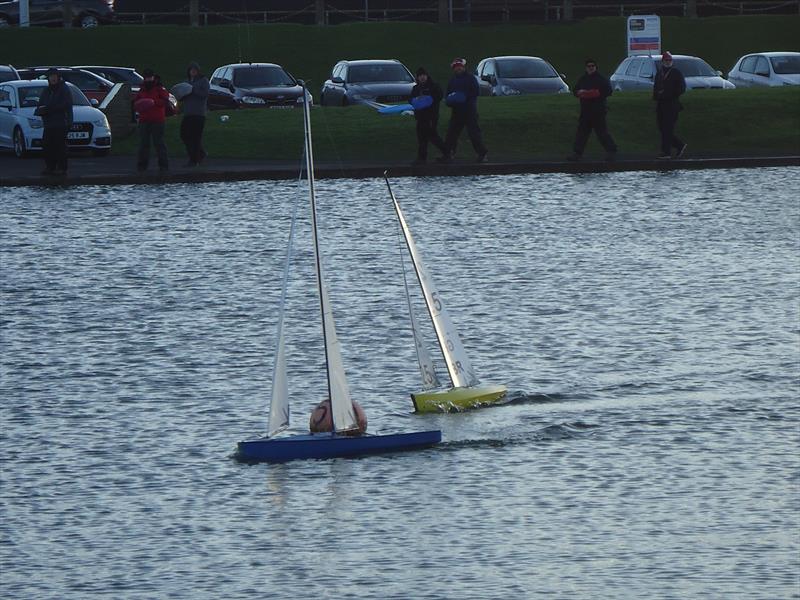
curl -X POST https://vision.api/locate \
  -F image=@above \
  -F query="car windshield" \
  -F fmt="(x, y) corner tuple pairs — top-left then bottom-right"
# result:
(348, 64), (413, 83)
(770, 55), (800, 74)
(657, 57), (717, 77)
(18, 84), (91, 107)
(0, 71), (18, 83)
(496, 59), (557, 79)
(233, 67), (294, 88)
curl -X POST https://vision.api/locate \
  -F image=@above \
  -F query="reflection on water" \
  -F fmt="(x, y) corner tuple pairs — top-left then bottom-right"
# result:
(1, 168), (799, 598)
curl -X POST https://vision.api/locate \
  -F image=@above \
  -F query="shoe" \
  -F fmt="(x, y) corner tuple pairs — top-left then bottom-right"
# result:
(53, 168), (67, 176)
(476, 152), (488, 164)
(566, 153), (581, 162)
(657, 154), (671, 160)
(676, 143), (688, 158)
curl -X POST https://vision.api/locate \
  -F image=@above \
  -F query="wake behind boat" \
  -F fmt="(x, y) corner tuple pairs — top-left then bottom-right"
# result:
(236, 86), (440, 463)
(385, 174), (507, 413)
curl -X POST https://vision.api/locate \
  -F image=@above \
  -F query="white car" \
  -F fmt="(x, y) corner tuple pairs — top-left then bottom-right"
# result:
(610, 54), (736, 91)
(727, 52), (800, 87)
(0, 79), (112, 158)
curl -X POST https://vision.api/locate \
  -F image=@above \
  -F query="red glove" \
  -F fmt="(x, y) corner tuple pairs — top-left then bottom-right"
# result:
(582, 89), (601, 99)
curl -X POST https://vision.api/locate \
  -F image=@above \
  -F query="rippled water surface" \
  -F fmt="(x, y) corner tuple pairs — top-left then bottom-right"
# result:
(2, 168), (799, 599)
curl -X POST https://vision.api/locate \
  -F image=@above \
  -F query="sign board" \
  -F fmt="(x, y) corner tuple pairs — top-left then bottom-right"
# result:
(627, 15), (661, 57)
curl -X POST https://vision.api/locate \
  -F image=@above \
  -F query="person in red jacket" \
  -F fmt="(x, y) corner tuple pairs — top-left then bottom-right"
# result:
(134, 69), (169, 172)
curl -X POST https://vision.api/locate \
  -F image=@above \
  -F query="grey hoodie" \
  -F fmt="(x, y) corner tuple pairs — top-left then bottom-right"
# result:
(182, 62), (210, 117)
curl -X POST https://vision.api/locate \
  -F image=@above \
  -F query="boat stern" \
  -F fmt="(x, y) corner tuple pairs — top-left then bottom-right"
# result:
(411, 384), (508, 413)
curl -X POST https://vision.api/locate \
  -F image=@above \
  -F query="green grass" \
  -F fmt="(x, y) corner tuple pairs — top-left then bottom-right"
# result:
(107, 87), (799, 161)
(4, 16), (798, 160)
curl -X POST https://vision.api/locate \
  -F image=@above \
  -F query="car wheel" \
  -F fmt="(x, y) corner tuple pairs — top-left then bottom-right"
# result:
(79, 13), (100, 28)
(13, 127), (28, 158)
(92, 149), (110, 157)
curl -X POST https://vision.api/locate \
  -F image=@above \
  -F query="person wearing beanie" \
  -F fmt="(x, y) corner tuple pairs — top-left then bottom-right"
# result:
(133, 68), (170, 172)
(34, 68), (73, 176)
(180, 61), (210, 167)
(567, 59), (617, 162)
(409, 66), (447, 165)
(653, 52), (687, 159)
(440, 58), (488, 163)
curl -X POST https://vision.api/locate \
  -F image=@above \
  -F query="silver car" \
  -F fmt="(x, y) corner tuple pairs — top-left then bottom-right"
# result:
(728, 52), (800, 87)
(475, 56), (569, 96)
(320, 59), (414, 106)
(610, 54), (735, 91)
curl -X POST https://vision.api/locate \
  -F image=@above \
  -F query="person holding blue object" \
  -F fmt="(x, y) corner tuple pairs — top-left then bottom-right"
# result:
(440, 58), (488, 164)
(410, 66), (447, 166)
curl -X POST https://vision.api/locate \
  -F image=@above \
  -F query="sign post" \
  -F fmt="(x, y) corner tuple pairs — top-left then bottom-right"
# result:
(20, 0), (30, 27)
(626, 15), (661, 57)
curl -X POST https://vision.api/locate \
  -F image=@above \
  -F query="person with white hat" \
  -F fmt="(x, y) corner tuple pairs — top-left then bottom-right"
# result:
(440, 57), (488, 164)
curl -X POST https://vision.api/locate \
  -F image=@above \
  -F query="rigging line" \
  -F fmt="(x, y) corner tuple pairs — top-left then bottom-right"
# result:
(316, 95), (348, 179)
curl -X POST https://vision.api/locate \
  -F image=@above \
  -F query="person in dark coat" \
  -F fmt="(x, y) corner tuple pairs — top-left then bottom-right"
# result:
(180, 61), (210, 167)
(35, 68), (73, 176)
(134, 69), (170, 172)
(440, 58), (488, 163)
(653, 51), (687, 159)
(567, 59), (617, 161)
(409, 67), (447, 165)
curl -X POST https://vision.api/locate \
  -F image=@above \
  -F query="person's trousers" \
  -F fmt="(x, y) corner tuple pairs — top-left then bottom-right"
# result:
(180, 115), (206, 164)
(573, 110), (617, 155)
(137, 122), (168, 169)
(415, 117), (446, 160)
(42, 126), (68, 172)
(656, 103), (684, 155)
(445, 110), (487, 157)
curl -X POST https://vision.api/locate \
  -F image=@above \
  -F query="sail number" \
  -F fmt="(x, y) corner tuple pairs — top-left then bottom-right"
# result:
(429, 291), (443, 314)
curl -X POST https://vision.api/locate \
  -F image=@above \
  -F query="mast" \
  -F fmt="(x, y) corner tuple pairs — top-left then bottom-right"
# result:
(384, 174), (479, 389)
(302, 85), (358, 433)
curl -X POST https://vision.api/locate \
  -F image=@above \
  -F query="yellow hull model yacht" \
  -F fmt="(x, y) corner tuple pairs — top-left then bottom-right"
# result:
(384, 174), (507, 413)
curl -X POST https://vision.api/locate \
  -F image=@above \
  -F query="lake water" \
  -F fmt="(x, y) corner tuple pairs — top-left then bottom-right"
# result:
(1, 168), (799, 599)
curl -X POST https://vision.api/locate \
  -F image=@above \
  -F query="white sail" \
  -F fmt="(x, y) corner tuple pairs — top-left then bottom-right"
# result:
(398, 237), (441, 389)
(302, 84), (359, 434)
(385, 176), (479, 389)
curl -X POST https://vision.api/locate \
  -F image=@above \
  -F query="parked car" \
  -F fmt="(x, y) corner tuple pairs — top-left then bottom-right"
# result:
(610, 54), (735, 91)
(207, 63), (310, 111)
(0, 80), (112, 157)
(0, 0), (114, 27)
(320, 59), (414, 106)
(727, 52), (800, 87)
(75, 65), (144, 93)
(475, 56), (569, 96)
(17, 67), (114, 104)
(1, 64), (20, 82)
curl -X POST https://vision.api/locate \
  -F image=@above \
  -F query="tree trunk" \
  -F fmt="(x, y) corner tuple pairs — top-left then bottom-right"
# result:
(315, 0), (325, 25)
(686, 0), (698, 17)
(438, 0), (448, 23)
(563, 0), (573, 21)
(189, 0), (199, 27)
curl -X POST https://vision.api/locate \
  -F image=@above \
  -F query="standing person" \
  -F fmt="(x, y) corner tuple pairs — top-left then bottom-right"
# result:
(35, 68), (73, 176)
(409, 67), (447, 166)
(180, 62), (209, 167)
(567, 59), (618, 161)
(134, 69), (169, 172)
(653, 52), (687, 159)
(440, 58), (488, 164)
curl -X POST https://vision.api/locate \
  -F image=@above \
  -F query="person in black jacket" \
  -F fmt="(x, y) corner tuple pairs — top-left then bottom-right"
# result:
(653, 52), (687, 159)
(35, 68), (73, 176)
(440, 58), (488, 163)
(409, 67), (447, 165)
(568, 59), (617, 161)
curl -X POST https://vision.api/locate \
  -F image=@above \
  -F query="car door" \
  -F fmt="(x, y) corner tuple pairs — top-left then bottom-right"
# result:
(752, 56), (771, 86)
(0, 85), (14, 147)
(328, 64), (346, 105)
(639, 57), (655, 90)
(624, 57), (643, 90)
(479, 60), (496, 96)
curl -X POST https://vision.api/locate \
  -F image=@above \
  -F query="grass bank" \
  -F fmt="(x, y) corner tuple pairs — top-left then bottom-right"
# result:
(106, 87), (800, 162)
(3, 16), (799, 91)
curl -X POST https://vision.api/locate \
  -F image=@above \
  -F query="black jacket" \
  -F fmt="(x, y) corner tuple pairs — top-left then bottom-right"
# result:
(35, 81), (73, 129)
(410, 78), (443, 121)
(653, 66), (686, 104)
(573, 71), (613, 113)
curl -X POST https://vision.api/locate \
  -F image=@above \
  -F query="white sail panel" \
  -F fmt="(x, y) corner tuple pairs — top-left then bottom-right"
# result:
(266, 329), (289, 436)
(409, 308), (441, 390)
(389, 184), (479, 389)
(320, 279), (359, 432)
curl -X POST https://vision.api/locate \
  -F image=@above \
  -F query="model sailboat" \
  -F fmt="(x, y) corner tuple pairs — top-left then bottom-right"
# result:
(385, 174), (507, 413)
(236, 90), (441, 463)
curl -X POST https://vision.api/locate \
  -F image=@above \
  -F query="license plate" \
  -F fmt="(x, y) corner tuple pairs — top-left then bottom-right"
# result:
(67, 132), (90, 140)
